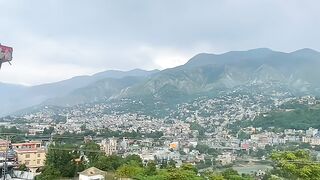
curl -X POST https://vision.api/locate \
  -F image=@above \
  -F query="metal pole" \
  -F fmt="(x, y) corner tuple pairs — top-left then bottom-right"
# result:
(2, 136), (8, 180)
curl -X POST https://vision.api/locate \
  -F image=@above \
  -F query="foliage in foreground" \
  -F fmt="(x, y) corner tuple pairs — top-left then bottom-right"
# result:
(36, 143), (254, 180)
(37, 142), (320, 180)
(270, 150), (320, 180)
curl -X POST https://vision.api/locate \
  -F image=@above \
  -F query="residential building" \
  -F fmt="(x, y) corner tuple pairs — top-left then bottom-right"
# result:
(15, 148), (46, 173)
(79, 167), (108, 180)
(217, 152), (236, 166)
(306, 127), (318, 137)
(0, 138), (10, 152)
(12, 141), (41, 149)
(13, 141), (45, 173)
(100, 138), (118, 156)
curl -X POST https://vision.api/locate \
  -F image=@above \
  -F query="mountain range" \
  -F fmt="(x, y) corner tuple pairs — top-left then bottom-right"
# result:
(1, 48), (320, 116)
(0, 69), (159, 116)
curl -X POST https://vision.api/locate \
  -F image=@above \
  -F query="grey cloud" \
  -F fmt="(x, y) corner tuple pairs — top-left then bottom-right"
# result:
(0, 0), (320, 84)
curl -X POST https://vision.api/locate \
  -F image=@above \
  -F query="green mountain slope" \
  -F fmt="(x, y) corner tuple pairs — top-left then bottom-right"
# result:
(120, 48), (320, 102)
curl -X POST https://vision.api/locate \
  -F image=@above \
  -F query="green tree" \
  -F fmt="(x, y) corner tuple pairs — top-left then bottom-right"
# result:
(190, 122), (206, 137)
(160, 159), (168, 169)
(221, 168), (252, 180)
(208, 173), (225, 180)
(145, 161), (157, 176)
(179, 150), (187, 155)
(195, 144), (210, 154)
(43, 127), (54, 135)
(166, 167), (202, 180)
(207, 148), (219, 156)
(181, 163), (197, 174)
(125, 154), (143, 167)
(168, 159), (177, 168)
(36, 165), (61, 180)
(271, 150), (320, 180)
(45, 144), (78, 177)
(221, 168), (239, 177)
(82, 142), (102, 165)
(116, 163), (145, 178)
(93, 154), (124, 171)
(18, 164), (28, 171)
(237, 131), (250, 140)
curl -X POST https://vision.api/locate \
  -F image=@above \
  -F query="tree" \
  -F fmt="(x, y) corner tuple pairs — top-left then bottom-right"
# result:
(190, 122), (206, 137)
(116, 163), (145, 178)
(221, 168), (239, 178)
(298, 142), (312, 149)
(181, 163), (197, 174)
(80, 124), (86, 131)
(166, 167), (202, 180)
(18, 164), (28, 171)
(145, 161), (157, 176)
(36, 165), (61, 180)
(168, 159), (177, 169)
(208, 173), (225, 180)
(160, 159), (168, 169)
(125, 154), (143, 167)
(237, 131), (250, 140)
(271, 150), (320, 180)
(43, 127), (54, 135)
(92, 154), (124, 171)
(221, 168), (253, 180)
(207, 148), (219, 157)
(179, 150), (187, 155)
(0, 126), (25, 143)
(195, 144), (210, 154)
(44, 144), (78, 177)
(82, 142), (102, 165)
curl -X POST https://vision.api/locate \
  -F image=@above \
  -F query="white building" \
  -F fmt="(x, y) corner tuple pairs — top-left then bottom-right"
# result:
(306, 127), (318, 137)
(120, 137), (128, 151)
(217, 152), (236, 165)
(100, 137), (118, 155)
(79, 167), (107, 180)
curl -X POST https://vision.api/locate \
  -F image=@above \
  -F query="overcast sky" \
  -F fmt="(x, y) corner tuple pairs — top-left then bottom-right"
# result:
(0, 0), (319, 85)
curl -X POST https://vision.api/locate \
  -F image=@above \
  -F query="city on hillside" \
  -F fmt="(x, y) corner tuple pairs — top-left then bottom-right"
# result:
(1, 1), (320, 180)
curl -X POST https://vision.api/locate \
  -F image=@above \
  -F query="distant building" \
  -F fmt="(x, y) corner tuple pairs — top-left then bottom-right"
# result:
(302, 136), (320, 145)
(119, 137), (128, 151)
(256, 170), (266, 177)
(28, 129), (44, 135)
(217, 152), (236, 166)
(169, 142), (179, 151)
(241, 143), (250, 151)
(0, 138), (11, 152)
(100, 138), (118, 155)
(306, 127), (318, 137)
(84, 135), (93, 143)
(183, 147), (190, 154)
(284, 129), (296, 135)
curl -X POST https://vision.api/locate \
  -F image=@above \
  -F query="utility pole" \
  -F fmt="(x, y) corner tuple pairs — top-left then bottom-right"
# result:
(2, 135), (9, 180)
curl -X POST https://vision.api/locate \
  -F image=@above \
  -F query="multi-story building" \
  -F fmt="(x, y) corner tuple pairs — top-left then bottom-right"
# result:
(306, 127), (318, 137)
(0, 138), (10, 152)
(12, 141), (41, 149)
(119, 137), (128, 151)
(100, 138), (118, 156)
(217, 152), (236, 166)
(13, 141), (46, 173)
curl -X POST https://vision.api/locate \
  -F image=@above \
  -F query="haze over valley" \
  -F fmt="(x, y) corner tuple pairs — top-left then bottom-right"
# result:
(1, 48), (320, 117)
(2, 1), (320, 180)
